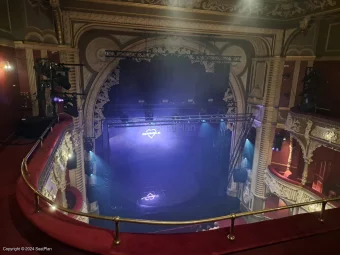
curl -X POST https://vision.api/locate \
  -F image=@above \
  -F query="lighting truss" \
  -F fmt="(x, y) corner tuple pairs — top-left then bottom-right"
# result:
(106, 112), (254, 188)
(107, 113), (253, 128)
(105, 50), (241, 64)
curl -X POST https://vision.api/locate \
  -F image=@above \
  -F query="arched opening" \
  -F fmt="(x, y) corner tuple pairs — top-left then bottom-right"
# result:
(269, 128), (304, 183)
(82, 35), (247, 138)
(308, 146), (340, 197)
(81, 35), (253, 233)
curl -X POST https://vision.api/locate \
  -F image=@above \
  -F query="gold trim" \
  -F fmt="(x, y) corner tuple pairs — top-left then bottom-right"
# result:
(285, 56), (316, 61)
(272, 162), (297, 168)
(13, 41), (78, 52)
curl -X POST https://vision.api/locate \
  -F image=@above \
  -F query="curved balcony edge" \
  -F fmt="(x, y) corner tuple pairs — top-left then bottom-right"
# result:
(15, 115), (340, 255)
(266, 166), (336, 211)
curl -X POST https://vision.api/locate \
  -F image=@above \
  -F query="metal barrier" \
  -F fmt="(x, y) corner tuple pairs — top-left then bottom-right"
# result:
(20, 116), (340, 246)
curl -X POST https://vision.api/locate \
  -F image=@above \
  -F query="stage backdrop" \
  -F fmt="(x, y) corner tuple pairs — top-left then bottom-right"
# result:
(103, 56), (230, 116)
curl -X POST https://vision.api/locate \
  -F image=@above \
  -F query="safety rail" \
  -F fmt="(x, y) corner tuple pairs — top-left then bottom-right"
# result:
(20, 116), (340, 246)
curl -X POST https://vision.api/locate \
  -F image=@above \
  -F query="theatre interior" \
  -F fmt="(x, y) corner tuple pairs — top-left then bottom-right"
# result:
(2, 0), (340, 254)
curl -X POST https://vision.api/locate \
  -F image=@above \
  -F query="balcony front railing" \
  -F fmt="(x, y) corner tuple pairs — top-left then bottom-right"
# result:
(20, 116), (340, 246)
(266, 167), (336, 212)
(286, 108), (340, 150)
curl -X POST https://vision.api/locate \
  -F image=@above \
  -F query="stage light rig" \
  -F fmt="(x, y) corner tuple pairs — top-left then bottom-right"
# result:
(34, 59), (84, 117)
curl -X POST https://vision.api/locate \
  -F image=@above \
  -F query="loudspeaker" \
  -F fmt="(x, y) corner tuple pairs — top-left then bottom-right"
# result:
(18, 117), (54, 138)
(233, 169), (248, 183)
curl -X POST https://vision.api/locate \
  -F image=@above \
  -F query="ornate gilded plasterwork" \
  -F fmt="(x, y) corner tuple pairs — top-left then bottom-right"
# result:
(93, 66), (120, 138)
(286, 111), (340, 148)
(64, 10), (281, 56)
(109, 0), (338, 18)
(285, 111), (340, 168)
(265, 168), (334, 212)
(85, 37), (119, 72)
(40, 130), (73, 208)
(285, 113), (301, 133)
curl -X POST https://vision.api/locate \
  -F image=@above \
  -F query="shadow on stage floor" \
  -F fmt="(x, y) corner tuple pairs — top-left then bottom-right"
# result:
(89, 188), (240, 233)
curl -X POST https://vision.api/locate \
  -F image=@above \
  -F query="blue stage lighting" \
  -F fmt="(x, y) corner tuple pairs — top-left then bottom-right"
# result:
(221, 119), (224, 122)
(202, 120), (206, 123)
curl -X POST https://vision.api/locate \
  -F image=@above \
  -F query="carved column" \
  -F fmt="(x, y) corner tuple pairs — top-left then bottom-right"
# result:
(301, 140), (321, 185)
(301, 160), (310, 185)
(284, 135), (293, 176)
(50, 0), (64, 45)
(251, 57), (284, 211)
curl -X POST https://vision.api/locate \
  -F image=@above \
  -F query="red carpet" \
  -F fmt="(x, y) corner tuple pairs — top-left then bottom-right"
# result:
(2, 116), (340, 255)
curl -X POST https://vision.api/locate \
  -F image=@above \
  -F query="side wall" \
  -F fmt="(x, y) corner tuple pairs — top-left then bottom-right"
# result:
(0, 45), (21, 141)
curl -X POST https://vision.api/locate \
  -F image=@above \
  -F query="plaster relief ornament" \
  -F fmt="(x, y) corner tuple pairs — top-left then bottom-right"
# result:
(285, 113), (301, 133)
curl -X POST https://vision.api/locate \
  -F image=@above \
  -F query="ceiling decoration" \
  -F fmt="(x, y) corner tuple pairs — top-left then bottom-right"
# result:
(113, 0), (338, 19)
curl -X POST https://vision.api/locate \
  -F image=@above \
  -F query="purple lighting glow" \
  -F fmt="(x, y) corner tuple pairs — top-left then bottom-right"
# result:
(53, 97), (64, 103)
(141, 193), (159, 201)
(142, 129), (161, 139)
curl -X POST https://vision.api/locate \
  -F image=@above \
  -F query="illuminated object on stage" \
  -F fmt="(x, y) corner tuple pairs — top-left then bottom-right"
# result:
(142, 129), (160, 139)
(141, 193), (159, 201)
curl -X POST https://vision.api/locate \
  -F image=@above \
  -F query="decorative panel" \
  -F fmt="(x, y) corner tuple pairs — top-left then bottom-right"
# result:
(250, 61), (266, 99)
(285, 111), (340, 153)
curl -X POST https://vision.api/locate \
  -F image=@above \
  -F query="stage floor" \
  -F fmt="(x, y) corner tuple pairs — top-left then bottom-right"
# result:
(89, 169), (240, 233)
(89, 124), (239, 233)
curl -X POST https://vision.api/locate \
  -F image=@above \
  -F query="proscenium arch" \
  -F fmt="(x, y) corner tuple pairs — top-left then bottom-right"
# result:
(84, 36), (247, 138)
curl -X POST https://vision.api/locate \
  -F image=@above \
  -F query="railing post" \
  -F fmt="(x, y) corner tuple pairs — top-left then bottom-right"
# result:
(227, 213), (236, 241)
(34, 193), (40, 213)
(318, 200), (327, 222)
(39, 137), (43, 147)
(113, 217), (121, 245)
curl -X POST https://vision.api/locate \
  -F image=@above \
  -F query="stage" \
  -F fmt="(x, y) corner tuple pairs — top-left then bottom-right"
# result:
(87, 56), (251, 233)
(89, 121), (241, 233)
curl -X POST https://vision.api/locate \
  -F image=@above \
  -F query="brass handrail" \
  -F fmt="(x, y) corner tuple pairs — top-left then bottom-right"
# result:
(20, 117), (340, 246)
